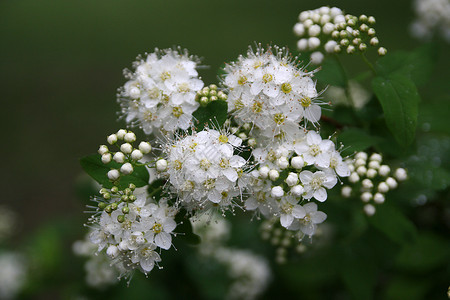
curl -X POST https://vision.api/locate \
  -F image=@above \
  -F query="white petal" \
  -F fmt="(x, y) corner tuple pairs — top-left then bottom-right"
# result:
(313, 187), (327, 202)
(292, 206), (306, 218)
(280, 214), (294, 228)
(155, 232), (172, 250)
(311, 211), (327, 224)
(299, 170), (313, 184)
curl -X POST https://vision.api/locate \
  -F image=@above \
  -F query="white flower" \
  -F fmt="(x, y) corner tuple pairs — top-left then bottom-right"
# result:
(131, 244), (161, 273)
(300, 169), (337, 202)
(298, 202), (327, 237)
(279, 196), (306, 228)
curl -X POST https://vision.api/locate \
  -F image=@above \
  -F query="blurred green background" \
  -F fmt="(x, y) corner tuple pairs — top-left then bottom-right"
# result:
(0, 0), (449, 299)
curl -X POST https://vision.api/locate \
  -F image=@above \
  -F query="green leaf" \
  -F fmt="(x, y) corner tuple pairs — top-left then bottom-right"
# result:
(80, 154), (149, 190)
(193, 100), (228, 131)
(315, 57), (346, 87)
(147, 179), (166, 201)
(369, 204), (417, 246)
(376, 44), (437, 86)
(338, 128), (382, 156)
(372, 73), (420, 146)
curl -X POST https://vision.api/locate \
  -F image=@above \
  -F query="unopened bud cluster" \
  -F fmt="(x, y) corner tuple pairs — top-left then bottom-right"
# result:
(98, 129), (152, 183)
(294, 6), (387, 64)
(195, 84), (227, 107)
(341, 152), (407, 216)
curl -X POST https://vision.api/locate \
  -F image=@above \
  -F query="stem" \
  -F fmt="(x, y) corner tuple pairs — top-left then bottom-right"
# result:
(360, 52), (377, 76)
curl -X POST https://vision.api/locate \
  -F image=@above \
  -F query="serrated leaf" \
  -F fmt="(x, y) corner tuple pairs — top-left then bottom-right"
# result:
(80, 154), (149, 190)
(372, 73), (420, 146)
(369, 204), (417, 246)
(338, 128), (382, 156)
(193, 100), (228, 131)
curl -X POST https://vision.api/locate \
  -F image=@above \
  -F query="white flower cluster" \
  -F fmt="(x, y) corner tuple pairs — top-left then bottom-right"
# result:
(89, 188), (178, 276)
(73, 236), (120, 288)
(411, 0), (450, 42)
(246, 130), (350, 239)
(157, 129), (247, 213)
(192, 214), (271, 300)
(118, 48), (204, 135)
(98, 129), (152, 182)
(222, 45), (323, 135)
(294, 6), (387, 64)
(341, 152), (408, 216)
(0, 252), (27, 299)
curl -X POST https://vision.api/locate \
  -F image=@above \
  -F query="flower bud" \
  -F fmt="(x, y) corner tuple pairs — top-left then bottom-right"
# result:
(269, 169), (280, 181)
(291, 156), (304, 169)
(308, 25), (321, 36)
(120, 163), (134, 175)
(378, 47), (387, 56)
(131, 149), (143, 160)
(107, 134), (118, 145)
(356, 166), (367, 176)
(394, 168), (407, 181)
(113, 152), (125, 163)
(285, 172), (299, 186)
(370, 37), (379, 46)
(303, 19), (313, 28)
(341, 186), (352, 198)
(366, 168), (377, 178)
(349, 172), (360, 183)
(379, 165), (390, 176)
(122, 206), (130, 214)
(111, 186), (119, 194)
(291, 185), (304, 196)
(308, 37), (321, 49)
(102, 193), (111, 200)
(101, 153), (112, 164)
(107, 169), (120, 181)
(98, 202), (107, 210)
(124, 132), (136, 143)
(359, 43), (367, 51)
(120, 143), (133, 154)
(259, 166), (270, 178)
(364, 204), (376, 216)
(106, 245), (119, 258)
(325, 40), (338, 53)
(293, 23), (305, 36)
(378, 182), (389, 193)
(361, 192), (372, 202)
(323, 23), (335, 34)
(368, 16), (376, 25)
(277, 157), (289, 169)
(311, 52), (324, 64)
(297, 38), (308, 51)
(360, 24), (369, 32)
(116, 129), (127, 139)
(359, 14), (368, 22)
(362, 179), (373, 189)
(117, 215), (125, 223)
(373, 193), (385, 204)
(238, 132), (247, 140)
(111, 202), (118, 210)
(98, 145), (109, 155)
(356, 152), (368, 160)
(355, 158), (366, 167)
(368, 160), (380, 169)
(139, 142), (152, 154)
(271, 186), (284, 198)
(347, 45), (356, 54)
(386, 177), (398, 189)
(248, 138), (257, 147)
(156, 159), (168, 171)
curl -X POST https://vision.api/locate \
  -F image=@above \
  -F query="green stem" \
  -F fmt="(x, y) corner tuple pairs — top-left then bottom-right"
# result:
(360, 52), (377, 76)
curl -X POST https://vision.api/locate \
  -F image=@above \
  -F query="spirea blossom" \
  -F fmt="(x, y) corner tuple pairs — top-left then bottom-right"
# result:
(411, 0), (450, 42)
(222, 45), (324, 137)
(159, 129), (248, 212)
(118, 48), (204, 135)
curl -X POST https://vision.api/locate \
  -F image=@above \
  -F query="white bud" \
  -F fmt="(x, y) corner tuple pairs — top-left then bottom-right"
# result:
(319, 6), (330, 15)
(124, 132), (136, 143)
(362, 179), (373, 189)
(271, 186), (284, 198)
(107, 134), (118, 145)
(248, 138), (257, 147)
(347, 45), (355, 54)
(101, 153), (112, 164)
(379, 165), (390, 176)
(325, 40), (338, 53)
(98, 145), (109, 155)
(330, 7), (343, 18)
(106, 245), (120, 258)
(386, 177), (398, 189)
(118, 241), (128, 251)
(394, 168), (407, 181)
(378, 47), (387, 56)
(368, 28), (376, 36)
(310, 52), (324, 64)
(355, 152), (368, 160)
(131, 149), (143, 160)
(320, 14), (331, 25)
(323, 23), (335, 34)
(361, 192), (372, 202)
(139, 142), (152, 154)
(297, 38), (308, 51)
(341, 186), (352, 198)
(334, 15), (345, 24)
(107, 169), (120, 181)
(120, 143), (133, 154)
(308, 37), (321, 49)
(308, 24), (321, 36)
(116, 129), (127, 139)
(291, 185), (304, 196)
(366, 168), (377, 178)
(311, 13), (320, 23)
(120, 163), (134, 175)
(285, 172), (299, 186)
(293, 23), (305, 36)
(129, 87), (140, 99)
(299, 11), (310, 22)
(259, 166), (270, 178)
(373, 193), (385, 204)
(355, 158), (366, 167)
(370, 37), (379, 46)
(364, 204), (376, 216)
(303, 19), (314, 28)
(368, 160), (380, 169)
(347, 161), (355, 172)
(349, 172), (360, 183)
(370, 153), (382, 162)
(368, 16), (376, 24)
(113, 152), (125, 163)
(378, 182), (389, 193)
(277, 157), (289, 169)
(156, 159), (168, 172)
(356, 166), (367, 176)
(291, 156), (304, 169)
(269, 169), (280, 181)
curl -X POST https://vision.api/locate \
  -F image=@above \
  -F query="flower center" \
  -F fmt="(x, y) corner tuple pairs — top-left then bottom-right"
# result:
(238, 75), (247, 85)
(300, 96), (312, 108)
(218, 134), (229, 143)
(281, 83), (292, 94)
(219, 158), (229, 168)
(148, 88), (160, 99)
(173, 160), (182, 170)
(152, 223), (163, 234)
(281, 202), (294, 214)
(172, 106), (183, 118)
(235, 99), (244, 110)
(252, 101), (263, 113)
(310, 176), (324, 189)
(203, 178), (216, 189)
(160, 71), (171, 81)
(178, 82), (190, 93)
(262, 73), (273, 83)
(200, 159), (211, 171)
(274, 113), (285, 125)
(309, 144), (320, 156)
